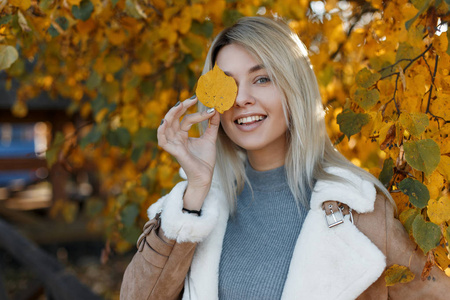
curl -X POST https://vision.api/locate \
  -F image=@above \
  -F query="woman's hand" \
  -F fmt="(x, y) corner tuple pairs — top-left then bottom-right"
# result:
(157, 96), (220, 210)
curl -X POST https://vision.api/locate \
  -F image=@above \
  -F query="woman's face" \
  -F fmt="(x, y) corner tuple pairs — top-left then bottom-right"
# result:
(217, 44), (288, 158)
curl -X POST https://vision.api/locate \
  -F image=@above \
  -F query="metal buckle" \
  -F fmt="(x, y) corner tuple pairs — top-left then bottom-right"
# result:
(325, 205), (344, 228)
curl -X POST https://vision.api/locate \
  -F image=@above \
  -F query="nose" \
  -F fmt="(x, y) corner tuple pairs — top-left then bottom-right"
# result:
(234, 84), (255, 107)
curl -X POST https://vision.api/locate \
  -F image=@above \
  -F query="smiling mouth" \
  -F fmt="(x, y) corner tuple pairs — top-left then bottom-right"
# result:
(235, 115), (267, 125)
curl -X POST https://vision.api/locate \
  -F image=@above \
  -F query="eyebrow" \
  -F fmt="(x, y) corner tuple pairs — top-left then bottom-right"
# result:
(223, 64), (266, 77)
(249, 64), (265, 74)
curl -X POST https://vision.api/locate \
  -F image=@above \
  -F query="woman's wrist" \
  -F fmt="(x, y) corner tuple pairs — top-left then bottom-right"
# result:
(183, 183), (210, 211)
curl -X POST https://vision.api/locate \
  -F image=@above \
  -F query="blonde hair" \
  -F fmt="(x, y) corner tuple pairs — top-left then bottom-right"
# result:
(198, 16), (393, 213)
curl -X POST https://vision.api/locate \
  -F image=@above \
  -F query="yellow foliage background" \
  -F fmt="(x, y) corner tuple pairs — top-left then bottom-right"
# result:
(1, 0), (450, 276)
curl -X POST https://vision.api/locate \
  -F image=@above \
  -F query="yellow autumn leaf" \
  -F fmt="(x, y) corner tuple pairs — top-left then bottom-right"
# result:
(179, 7), (192, 35)
(12, 100), (28, 118)
(131, 61), (152, 76)
(106, 28), (127, 46)
(8, 0), (31, 10)
(384, 264), (415, 286)
(191, 4), (204, 21)
(445, 268), (450, 277)
(104, 55), (124, 74)
(122, 88), (137, 103)
(428, 196), (450, 225)
(434, 245), (450, 273)
(95, 107), (109, 123)
(157, 164), (175, 189)
(196, 64), (237, 114)
(437, 156), (450, 181)
(67, 0), (82, 6)
(425, 172), (444, 200)
(204, 0), (225, 23)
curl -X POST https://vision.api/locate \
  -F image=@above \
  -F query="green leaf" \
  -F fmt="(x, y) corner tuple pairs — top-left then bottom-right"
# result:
(125, 0), (145, 18)
(334, 134), (345, 146)
(121, 225), (141, 244)
(412, 214), (441, 254)
(0, 15), (12, 26)
(111, 0), (120, 7)
(133, 128), (157, 147)
(127, 75), (142, 89)
(46, 131), (65, 168)
(445, 226), (450, 242)
(141, 173), (150, 188)
(190, 21), (214, 38)
(181, 36), (204, 60)
(447, 30), (450, 56)
(72, 0), (94, 21)
(336, 108), (370, 138)
(222, 9), (244, 27)
(91, 95), (107, 114)
(131, 146), (145, 163)
(48, 16), (69, 37)
(140, 80), (155, 96)
(84, 197), (104, 217)
(106, 127), (131, 148)
(398, 178), (430, 208)
(80, 125), (103, 148)
(412, 0), (430, 9)
(116, 194), (128, 207)
(384, 264), (415, 286)
(396, 42), (421, 63)
(120, 203), (140, 227)
(175, 54), (194, 74)
(405, 0), (431, 30)
(356, 68), (381, 88)
(7, 58), (25, 77)
(354, 88), (380, 110)
(403, 139), (440, 176)
(399, 208), (420, 235)
(318, 65), (335, 86)
(399, 112), (429, 137)
(39, 0), (54, 10)
(0, 45), (19, 71)
(379, 158), (394, 188)
(86, 71), (101, 90)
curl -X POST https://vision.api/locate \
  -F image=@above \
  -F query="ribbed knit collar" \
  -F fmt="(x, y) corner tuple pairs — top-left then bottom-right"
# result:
(245, 161), (288, 191)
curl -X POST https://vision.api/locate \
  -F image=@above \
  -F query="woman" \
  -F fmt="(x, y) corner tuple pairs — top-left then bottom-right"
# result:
(121, 17), (449, 299)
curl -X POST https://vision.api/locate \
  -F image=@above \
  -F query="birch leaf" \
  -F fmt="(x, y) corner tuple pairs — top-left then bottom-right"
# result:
(196, 64), (237, 114)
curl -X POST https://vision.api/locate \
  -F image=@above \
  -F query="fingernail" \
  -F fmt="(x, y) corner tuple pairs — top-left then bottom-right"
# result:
(206, 108), (215, 114)
(189, 95), (196, 100)
(160, 119), (164, 125)
(175, 101), (181, 107)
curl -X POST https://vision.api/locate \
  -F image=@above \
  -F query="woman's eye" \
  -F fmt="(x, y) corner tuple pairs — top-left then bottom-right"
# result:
(255, 77), (270, 84)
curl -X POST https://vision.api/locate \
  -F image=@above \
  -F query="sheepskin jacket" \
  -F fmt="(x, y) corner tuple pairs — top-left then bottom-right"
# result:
(123, 167), (450, 300)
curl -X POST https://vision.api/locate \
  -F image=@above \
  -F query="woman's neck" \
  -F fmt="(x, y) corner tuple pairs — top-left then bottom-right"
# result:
(247, 144), (287, 171)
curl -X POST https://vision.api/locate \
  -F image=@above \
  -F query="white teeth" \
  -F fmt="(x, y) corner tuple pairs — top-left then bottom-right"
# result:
(237, 115), (265, 125)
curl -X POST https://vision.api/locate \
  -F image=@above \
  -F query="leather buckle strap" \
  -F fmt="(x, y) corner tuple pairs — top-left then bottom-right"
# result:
(322, 201), (353, 228)
(137, 212), (161, 252)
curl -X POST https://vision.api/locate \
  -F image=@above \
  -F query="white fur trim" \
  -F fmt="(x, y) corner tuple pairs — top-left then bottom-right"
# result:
(183, 187), (229, 300)
(311, 167), (377, 213)
(281, 210), (386, 300)
(147, 181), (220, 243)
(179, 168), (187, 180)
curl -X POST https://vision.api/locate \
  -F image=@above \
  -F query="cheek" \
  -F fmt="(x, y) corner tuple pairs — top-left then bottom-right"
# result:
(220, 111), (232, 128)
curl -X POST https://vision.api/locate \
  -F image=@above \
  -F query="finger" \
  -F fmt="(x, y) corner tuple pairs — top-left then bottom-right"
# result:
(163, 97), (198, 131)
(180, 107), (217, 132)
(202, 110), (221, 142)
(157, 118), (168, 148)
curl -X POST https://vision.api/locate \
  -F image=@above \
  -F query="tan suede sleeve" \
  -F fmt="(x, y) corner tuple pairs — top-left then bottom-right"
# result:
(356, 194), (450, 300)
(120, 217), (197, 300)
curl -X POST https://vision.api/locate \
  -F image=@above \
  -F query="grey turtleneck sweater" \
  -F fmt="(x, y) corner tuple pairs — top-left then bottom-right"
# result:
(218, 163), (310, 299)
